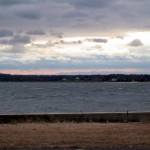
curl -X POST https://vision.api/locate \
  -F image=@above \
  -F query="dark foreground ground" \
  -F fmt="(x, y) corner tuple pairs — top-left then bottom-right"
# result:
(0, 148), (150, 150)
(0, 123), (150, 149)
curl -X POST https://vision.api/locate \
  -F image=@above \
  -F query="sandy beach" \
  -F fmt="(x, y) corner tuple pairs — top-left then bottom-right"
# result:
(0, 122), (150, 149)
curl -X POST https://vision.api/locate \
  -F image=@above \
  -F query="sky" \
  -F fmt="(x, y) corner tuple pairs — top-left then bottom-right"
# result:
(0, 0), (150, 75)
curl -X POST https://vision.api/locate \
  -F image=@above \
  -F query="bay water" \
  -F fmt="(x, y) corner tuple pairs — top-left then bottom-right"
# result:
(0, 82), (149, 114)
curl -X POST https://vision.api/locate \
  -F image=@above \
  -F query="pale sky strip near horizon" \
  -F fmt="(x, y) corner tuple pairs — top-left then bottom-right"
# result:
(0, 0), (150, 75)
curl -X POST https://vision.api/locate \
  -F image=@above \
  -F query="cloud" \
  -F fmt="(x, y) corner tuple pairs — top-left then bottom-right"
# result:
(86, 38), (108, 43)
(14, 5), (42, 20)
(115, 36), (124, 39)
(10, 35), (31, 44)
(0, 0), (150, 74)
(0, 35), (31, 45)
(0, 53), (149, 73)
(0, 0), (48, 6)
(50, 31), (63, 38)
(63, 0), (112, 8)
(0, 29), (13, 37)
(58, 40), (82, 45)
(0, 0), (28, 6)
(1, 45), (26, 53)
(0, 0), (149, 36)
(62, 10), (88, 18)
(32, 38), (83, 49)
(26, 30), (46, 35)
(16, 11), (41, 20)
(128, 39), (143, 47)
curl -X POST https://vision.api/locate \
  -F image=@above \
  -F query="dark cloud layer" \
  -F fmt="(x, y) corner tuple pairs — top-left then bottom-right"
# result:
(0, 29), (13, 37)
(0, 0), (149, 34)
(62, 10), (88, 18)
(27, 30), (46, 35)
(87, 38), (108, 43)
(2, 45), (26, 53)
(63, 0), (112, 8)
(15, 10), (41, 20)
(59, 40), (82, 45)
(0, 0), (28, 6)
(0, 35), (31, 45)
(12, 35), (31, 44)
(50, 31), (63, 38)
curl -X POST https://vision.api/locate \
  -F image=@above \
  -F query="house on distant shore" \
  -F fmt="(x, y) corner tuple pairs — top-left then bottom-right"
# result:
(111, 78), (117, 82)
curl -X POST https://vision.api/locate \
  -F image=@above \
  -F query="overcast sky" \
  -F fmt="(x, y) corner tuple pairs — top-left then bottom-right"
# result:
(0, 0), (150, 75)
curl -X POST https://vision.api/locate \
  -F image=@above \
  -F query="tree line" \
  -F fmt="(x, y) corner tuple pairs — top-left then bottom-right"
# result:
(0, 73), (150, 82)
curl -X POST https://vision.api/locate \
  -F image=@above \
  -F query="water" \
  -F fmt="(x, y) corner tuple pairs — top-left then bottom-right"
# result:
(0, 82), (149, 114)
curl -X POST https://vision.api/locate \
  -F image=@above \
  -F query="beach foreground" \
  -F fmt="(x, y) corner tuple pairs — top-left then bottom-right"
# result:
(0, 123), (150, 149)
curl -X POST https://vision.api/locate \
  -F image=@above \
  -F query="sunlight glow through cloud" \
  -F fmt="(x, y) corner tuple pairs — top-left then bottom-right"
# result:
(0, 0), (150, 75)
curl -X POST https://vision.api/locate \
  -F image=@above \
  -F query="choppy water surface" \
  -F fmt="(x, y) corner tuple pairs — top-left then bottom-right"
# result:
(0, 82), (149, 114)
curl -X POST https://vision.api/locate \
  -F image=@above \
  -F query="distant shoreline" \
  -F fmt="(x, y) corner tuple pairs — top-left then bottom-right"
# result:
(0, 74), (150, 82)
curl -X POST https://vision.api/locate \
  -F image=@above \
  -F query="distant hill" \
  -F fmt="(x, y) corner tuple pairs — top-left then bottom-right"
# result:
(0, 73), (150, 82)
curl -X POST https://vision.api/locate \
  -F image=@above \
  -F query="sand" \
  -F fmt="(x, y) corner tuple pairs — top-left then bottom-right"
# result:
(0, 123), (150, 148)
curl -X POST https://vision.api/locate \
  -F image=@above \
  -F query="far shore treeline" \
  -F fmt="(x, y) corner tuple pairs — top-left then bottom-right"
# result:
(0, 73), (150, 82)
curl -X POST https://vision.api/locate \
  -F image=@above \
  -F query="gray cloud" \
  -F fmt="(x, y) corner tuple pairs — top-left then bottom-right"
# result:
(13, 5), (42, 20)
(87, 38), (108, 43)
(0, 35), (31, 45)
(115, 36), (124, 39)
(63, 0), (112, 8)
(128, 39), (143, 47)
(0, 0), (149, 35)
(50, 31), (63, 38)
(16, 10), (41, 20)
(0, 29), (13, 37)
(58, 40), (82, 45)
(1, 45), (26, 53)
(0, 0), (50, 6)
(33, 39), (82, 49)
(26, 30), (46, 35)
(62, 10), (88, 18)
(0, 0), (28, 6)
(10, 35), (31, 44)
